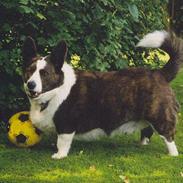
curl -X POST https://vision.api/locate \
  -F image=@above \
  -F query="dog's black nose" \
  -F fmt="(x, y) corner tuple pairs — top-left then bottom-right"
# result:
(27, 81), (36, 90)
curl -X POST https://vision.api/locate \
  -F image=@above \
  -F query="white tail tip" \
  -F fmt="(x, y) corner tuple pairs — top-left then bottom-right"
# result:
(136, 30), (169, 48)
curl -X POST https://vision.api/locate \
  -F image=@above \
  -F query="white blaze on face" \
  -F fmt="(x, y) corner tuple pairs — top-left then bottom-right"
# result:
(27, 57), (47, 93)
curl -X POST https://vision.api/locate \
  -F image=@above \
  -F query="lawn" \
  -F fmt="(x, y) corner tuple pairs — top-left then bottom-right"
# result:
(1, 70), (183, 183)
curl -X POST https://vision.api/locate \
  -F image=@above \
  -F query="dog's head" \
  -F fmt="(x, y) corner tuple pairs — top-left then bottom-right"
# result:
(22, 37), (67, 99)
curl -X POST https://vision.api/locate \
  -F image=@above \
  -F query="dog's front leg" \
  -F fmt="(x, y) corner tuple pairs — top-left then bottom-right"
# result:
(52, 132), (75, 159)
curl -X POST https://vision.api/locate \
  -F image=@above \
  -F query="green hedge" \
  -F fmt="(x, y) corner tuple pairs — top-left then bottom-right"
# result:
(0, 0), (168, 122)
(169, 0), (183, 36)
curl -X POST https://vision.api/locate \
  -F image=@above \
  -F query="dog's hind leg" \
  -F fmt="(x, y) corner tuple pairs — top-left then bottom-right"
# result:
(148, 113), (178, 156)
(145, 95), (179, 156)
(159, 135), (178, 156)
(151, 121), (178, 156)
(140, 126), (154, 145)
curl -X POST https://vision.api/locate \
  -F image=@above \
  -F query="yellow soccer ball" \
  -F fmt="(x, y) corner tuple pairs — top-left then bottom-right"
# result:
(8, 111), (42, 147)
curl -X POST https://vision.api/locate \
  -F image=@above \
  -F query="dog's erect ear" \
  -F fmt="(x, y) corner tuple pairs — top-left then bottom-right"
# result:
(50, 40), (67, 73)
(22, 36), (37, 66)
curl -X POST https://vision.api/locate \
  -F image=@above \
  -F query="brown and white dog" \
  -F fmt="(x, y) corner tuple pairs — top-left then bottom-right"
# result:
(22, 31), (183, 159)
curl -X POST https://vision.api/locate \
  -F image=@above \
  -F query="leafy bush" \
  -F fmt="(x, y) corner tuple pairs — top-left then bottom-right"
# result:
(0, 0), (168, 123)
(168, 0), (183, 36)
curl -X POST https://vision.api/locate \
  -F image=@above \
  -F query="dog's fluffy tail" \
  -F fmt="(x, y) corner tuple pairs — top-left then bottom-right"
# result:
(137, 30), (183, 82)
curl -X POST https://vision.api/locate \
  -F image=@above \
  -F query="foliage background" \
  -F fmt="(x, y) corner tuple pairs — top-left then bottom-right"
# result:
(168, 0), (183, 36)
(0, 0), (168, 123)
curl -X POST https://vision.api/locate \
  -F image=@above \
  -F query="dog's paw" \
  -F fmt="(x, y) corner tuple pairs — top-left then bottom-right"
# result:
(51, 152), (67, 159)
(140, 137), (150, 145)
(169, 151), (179, 156)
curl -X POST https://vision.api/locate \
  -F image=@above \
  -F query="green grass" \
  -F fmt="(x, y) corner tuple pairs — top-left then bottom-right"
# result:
(1, 70), (183, 183)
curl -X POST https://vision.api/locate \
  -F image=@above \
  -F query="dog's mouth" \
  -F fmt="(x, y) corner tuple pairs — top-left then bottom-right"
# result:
(28, 91), (41, 99)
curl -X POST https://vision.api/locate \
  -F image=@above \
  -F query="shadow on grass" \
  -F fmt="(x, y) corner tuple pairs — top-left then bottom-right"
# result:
(1, 132), (165, 158)
(0, 130), (182, 183)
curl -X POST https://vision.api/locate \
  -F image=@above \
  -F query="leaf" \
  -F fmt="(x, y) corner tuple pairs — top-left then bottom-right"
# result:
(36, 12), (46, 20)
(79, 150), (84, 155)
(19, 5), (33, 14)
(119, 175), (130, 183)
(89, 165), (96, 171)
(2, 23), (11, 31)
(80, 0), (85, 3)
(101, 0), (108, 6)
(128, 4), (139, 22)
(19, 0), (29, 5)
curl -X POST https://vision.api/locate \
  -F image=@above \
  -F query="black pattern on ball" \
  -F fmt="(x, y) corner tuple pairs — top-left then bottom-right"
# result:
(16, 134), (27, 143)
(18, 114), (29, 122)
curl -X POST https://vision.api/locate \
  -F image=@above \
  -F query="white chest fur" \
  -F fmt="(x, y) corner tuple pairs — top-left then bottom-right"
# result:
(30, 96), (58, 133)
(29, 63), (77, 133)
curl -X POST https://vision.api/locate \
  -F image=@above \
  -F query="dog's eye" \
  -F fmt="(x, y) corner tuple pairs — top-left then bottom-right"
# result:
(40, 69), (49, 77)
